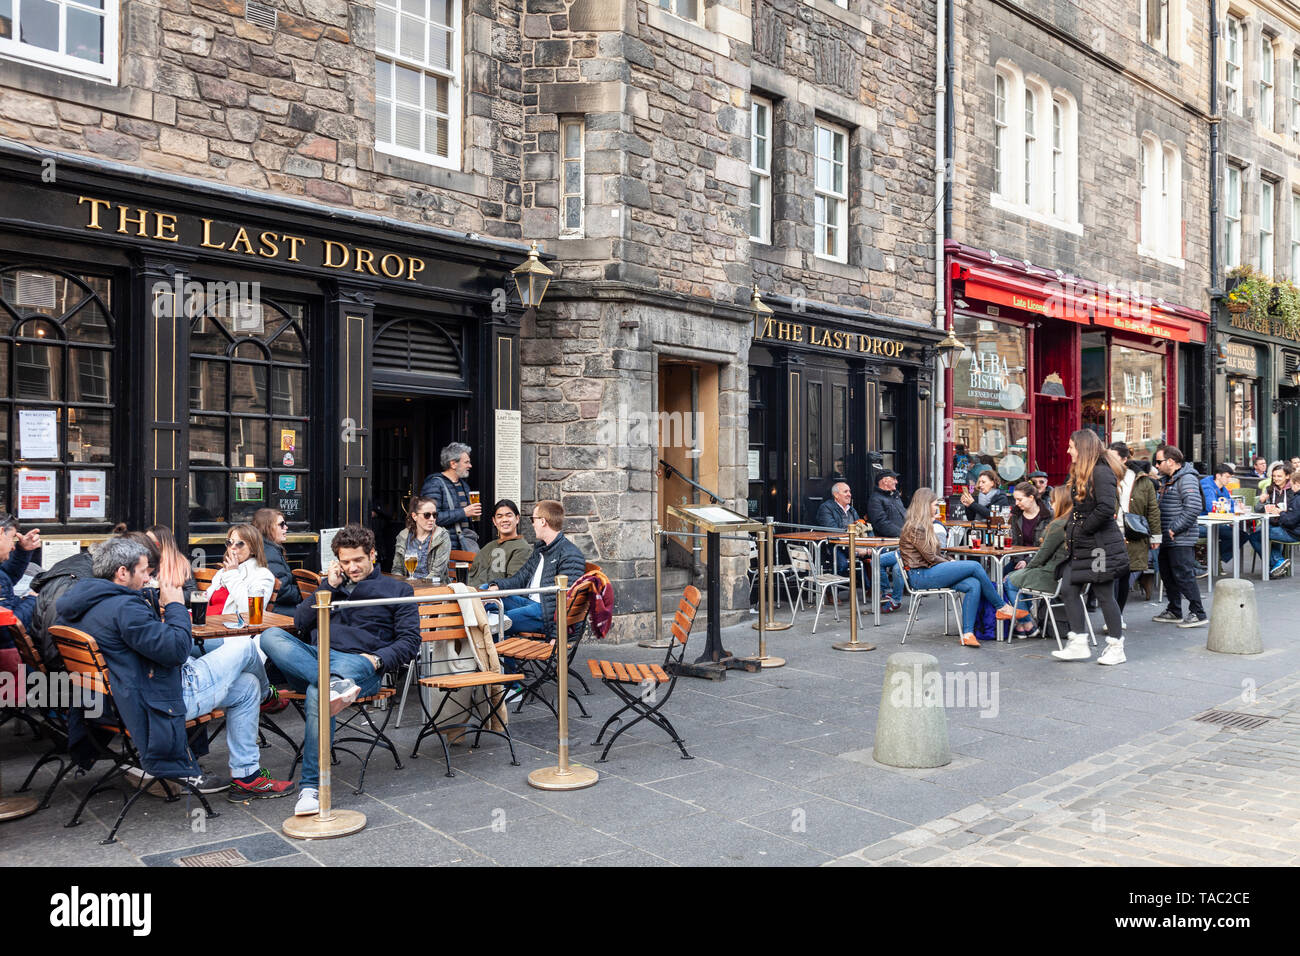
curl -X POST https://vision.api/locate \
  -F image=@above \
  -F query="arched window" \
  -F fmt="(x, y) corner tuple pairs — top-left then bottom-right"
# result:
(188, 293), (309, 526)
(0, 266), (116, 524)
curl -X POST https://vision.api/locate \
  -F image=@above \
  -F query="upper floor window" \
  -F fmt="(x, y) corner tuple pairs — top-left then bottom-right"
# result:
(374, 0), (461, 169)
(1292, 194), (1300, 279)
(1260, 178), (1276, 276)
(658, 0), (699, 21)
(1141, 0), (1168, 56)
(1225, 165), (1242, 268)
(750, 95), (772, 245)
(1292, 56), (1300, 137)
(991, 63), (1078, 229)
(1261, 37), (1276, 131)
(559, 117), (583, 238)
(814, 121), (848, 263)
(0, 0), (118, 84)
(1139, 134), (1182, 262)
(1225, 16), (1243, 115)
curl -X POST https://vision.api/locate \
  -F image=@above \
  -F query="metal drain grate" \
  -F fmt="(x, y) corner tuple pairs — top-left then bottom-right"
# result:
(1192, 709), (1277, 731)
(177, 848), (248, 868)
(245, 2), (278, 30)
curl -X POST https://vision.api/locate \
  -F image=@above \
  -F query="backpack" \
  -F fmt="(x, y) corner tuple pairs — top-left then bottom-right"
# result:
(974, 595), (998, 642)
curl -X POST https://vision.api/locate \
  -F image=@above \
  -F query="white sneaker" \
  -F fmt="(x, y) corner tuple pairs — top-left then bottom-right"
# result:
(485, 612), (513, 631)
(1096, 637), (1126, 666)
(328, 678), (361, 716)
(1051, 632), (1092, 661)
(294, 787), (319, 815)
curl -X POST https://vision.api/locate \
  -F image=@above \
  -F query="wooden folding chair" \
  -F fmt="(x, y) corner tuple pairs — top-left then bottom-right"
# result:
(447, 550), (476, 583)
(409, 588), (520, 776)
(292, 568), (321, 600)
(49, 626), (222, 845)
(193, 567), (217, 589)
(587, 585), (700, 762)
(282, 679), (401, 796)
(495, 579), (595, 718)
(5, 620), (75, 810)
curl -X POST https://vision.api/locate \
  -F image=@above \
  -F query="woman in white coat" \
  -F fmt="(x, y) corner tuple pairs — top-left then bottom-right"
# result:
(205, 523), (277, 617)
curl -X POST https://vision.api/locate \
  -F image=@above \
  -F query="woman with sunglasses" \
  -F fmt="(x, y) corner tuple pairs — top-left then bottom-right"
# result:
(392, 495), (450, 582)
(252, 508), (301, 612)
(205, 523), (276, 617)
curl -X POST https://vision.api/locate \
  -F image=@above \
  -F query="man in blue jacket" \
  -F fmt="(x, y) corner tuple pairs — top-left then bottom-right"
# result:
(56, 536), (294, 798)
(0, 513), (41, 630)
(864, 470), (907, 612)
(261, 523), (420, 816)
(484, 499), (587, 638)
(1153, 446), (1207, 628)
(420, 442), (482, 553)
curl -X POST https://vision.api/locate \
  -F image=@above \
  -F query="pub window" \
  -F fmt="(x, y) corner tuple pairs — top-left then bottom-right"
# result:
(814, 120), (848, 263)
(1261, 36), (1276, 132)
(750, 94), (772, 244)
(0, 0), (118, 84)
(0, 266), (116, 524)
(1260, 178), (1276, 276)
(559, 117), (584, 237)
(1225, 16), (1243, 116)
(188, 295), (309, 527)
(1225, 165), (1242, 268)
(951, 312), (1029, 485)
(374, 0), (461, 169)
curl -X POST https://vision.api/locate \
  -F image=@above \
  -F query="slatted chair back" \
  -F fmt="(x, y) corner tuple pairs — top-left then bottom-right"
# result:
(292, 568), (321, 599)
(417, 587), (472, 645)
(270, 577), (281, 606)
(193, 567), (217, 589)
(668, 584), (701, 652)
(448, 550), (476, 565)
(49, 625), (112, 698)
(787, 544), (814, 575)
(8, 620), (45, 674)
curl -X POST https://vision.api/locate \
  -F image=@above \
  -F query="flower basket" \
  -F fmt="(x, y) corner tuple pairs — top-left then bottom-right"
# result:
(1226, 299), (1250, 314)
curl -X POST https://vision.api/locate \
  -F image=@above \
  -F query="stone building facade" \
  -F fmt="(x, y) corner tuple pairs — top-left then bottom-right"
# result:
(945, 0), (1213, 487)
(0, 0), (940, 641)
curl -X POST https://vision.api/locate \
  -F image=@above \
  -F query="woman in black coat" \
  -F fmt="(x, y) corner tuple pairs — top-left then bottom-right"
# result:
(1054, 429), (1130, 664)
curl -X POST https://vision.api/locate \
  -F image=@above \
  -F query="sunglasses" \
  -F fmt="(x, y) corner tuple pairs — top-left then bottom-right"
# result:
(226, 539), (248, 549)
(417, 511), (436, 518)
(276, 520), (288, 528)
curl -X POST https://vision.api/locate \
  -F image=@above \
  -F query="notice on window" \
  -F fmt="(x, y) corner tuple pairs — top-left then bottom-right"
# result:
(495, 409), (521, 508)
(69, 470), (107, 519)
(319, 527), (341, 573)
(17, 470), (57, 520)
(748, 449), (762, 482)
(41, 540), (82, 568)
(18, 409), (58, 460)
(280, 428), (296, 452)
(234, 480), (264, 503)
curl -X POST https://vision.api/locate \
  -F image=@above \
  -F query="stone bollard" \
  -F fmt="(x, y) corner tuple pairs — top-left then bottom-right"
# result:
(874, 652), (952, 769)
(1206, 578), (1263, 655)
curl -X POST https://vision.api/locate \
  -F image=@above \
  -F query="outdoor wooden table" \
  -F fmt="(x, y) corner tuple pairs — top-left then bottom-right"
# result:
(942, 544), (1038, 641)
(774, 531), (838, 577)
(826, 536), (899, 627)
(192, 610), (295, 640)
(1198, 511), (1271, 586)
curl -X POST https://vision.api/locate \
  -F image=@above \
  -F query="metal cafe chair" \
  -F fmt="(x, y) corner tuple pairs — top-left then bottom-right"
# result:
(1012, 578), (1096, 650)
(896, 563), (963, 644)
(786, 544), (851, 633)
(587, 585), (701, 762)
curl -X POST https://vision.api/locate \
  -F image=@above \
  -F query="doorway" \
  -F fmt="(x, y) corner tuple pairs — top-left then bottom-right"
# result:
(658, 359), (720, 571)
(372, 392), (469, 568)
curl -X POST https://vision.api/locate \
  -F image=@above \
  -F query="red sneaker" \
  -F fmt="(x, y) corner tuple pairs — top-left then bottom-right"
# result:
(227, 769), (296, 802)
(261, 685), (290, 714)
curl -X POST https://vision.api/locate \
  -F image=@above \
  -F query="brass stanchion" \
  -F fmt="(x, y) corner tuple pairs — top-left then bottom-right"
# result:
(283, 588), (367, 839)
(753, 517), (792, 631)
(0, 763), (38, 822)
(639, 522), (671, 649)
(529, 575), (598, 790)
(741, 525), (785, 668)
(833, 524), (875, 652)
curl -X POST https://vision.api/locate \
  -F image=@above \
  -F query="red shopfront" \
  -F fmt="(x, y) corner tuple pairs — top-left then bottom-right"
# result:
(944, 246), (1209, 491)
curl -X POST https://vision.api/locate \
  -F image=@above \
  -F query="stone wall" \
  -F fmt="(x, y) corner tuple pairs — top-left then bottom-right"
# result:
(952, 0), (1211, 309)
(0, 0), (526, 238)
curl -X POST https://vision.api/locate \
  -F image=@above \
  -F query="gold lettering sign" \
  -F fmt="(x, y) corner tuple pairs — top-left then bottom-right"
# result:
(77, 195), (426, 282)
(1228, 310), (1300, 343)
(756, 316), (904, 358)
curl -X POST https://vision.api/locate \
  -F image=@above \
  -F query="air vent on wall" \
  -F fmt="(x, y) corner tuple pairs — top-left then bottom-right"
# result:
(15, 272), (57, 309)
(245, 2), (278, 30)
(373, 321), (463, 377)
(1285, 352), (1300, 376)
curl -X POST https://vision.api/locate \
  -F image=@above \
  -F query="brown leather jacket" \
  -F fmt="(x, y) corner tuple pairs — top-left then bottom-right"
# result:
(899, 524), (949, 570)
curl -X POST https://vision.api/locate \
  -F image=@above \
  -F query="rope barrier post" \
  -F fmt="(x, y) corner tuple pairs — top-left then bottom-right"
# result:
(529, 575), (598, 791)
(283, 588), (367, 839)
(833, 523), (875, 652)
(0, 761), (38, 822)
(639, 522), (671, 649)
(754, 517), (791, 631)
(741, 524), (785, 668)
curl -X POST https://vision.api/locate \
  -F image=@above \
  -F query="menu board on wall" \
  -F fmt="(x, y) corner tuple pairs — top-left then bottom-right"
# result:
(495, 409), (521, 509)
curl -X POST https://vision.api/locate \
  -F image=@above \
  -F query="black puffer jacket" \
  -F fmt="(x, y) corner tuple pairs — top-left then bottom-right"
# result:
(28, 552), (95, 670)
(1065, 464), (1130, 584)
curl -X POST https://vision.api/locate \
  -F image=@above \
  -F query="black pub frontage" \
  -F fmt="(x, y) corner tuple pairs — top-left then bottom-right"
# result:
(0, 142), (527, 568)
(746, 296), (942, 524)
(1217, 305), (1300, 468)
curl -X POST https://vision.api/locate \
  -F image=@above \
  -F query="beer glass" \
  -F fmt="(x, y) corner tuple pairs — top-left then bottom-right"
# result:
(249, 593), (265, 625)
(404, 554), (418, 577)
(469, 491), (480, 506)
(190, 592), (209, 625)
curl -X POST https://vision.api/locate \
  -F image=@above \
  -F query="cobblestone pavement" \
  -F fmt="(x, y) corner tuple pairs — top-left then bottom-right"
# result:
(830, 674), (1300, 866)
(4, 579), (1299, 866)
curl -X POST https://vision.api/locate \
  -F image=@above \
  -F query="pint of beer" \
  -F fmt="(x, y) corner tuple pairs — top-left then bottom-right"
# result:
(190, 591), (209, 625)
(938, 500), (947, 521)
(249, 593), (265, 625)
(404, 554), (418, 576)
(469, 491), (480, 506)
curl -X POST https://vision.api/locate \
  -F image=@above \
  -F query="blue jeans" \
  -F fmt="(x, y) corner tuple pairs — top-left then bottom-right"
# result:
(497, 593), (546, 635)
(1268, 526), (1300, 562)
(260, 627), (382, 790)
(908, 561), (1003, 634)
(181, 635), (263, 778)
(877, 551), (904, 604)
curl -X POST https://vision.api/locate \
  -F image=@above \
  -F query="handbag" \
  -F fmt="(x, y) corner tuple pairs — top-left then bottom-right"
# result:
(1123, 512), (1150, 540)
